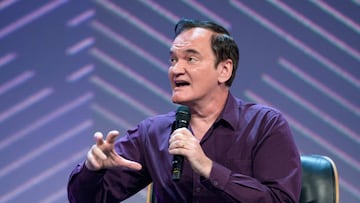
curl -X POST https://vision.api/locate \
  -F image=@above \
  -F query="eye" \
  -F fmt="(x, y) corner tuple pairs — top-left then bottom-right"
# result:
(187, 56), (197, 63)
(169, 57), (177, 65)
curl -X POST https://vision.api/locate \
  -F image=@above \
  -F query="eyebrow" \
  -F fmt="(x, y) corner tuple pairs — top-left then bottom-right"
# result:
(169, 48), (201, 56)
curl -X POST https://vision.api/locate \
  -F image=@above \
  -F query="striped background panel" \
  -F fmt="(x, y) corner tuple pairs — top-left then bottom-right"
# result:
(0, 1), (358, 202)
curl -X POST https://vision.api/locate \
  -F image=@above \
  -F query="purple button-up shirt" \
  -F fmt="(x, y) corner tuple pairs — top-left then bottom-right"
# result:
(68, 93), (301, 202)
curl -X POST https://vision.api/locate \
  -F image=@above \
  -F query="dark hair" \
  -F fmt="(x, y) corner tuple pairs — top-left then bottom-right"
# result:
(174, 19), (239, 86)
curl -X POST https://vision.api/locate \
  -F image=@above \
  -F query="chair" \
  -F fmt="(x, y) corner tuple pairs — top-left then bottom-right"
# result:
(146, 182), (156, 203)
(300, 154), (339, 203)
(146, 154), (339, 203)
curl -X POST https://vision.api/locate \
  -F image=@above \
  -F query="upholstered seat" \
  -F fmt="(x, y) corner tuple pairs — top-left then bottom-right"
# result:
(300, 155), (339, 203)
(147, 154), (339, 203)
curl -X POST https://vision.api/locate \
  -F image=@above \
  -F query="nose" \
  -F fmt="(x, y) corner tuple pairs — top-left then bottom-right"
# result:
(169, 60), (185, 75)
(168, 61), (185, 85)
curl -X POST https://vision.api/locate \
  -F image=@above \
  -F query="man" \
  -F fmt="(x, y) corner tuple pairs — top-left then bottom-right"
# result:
(68, 19), (301, 202)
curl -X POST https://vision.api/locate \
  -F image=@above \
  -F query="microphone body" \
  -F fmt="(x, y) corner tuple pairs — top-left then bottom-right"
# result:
(171, 106), (191, 181)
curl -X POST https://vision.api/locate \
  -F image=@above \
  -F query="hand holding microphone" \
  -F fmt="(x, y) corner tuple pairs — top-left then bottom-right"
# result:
(169, 106), (213, 181)
(170, 106), (191, 181)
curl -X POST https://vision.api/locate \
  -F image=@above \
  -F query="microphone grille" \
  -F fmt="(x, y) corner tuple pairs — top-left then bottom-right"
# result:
(176, 105), (191, 122)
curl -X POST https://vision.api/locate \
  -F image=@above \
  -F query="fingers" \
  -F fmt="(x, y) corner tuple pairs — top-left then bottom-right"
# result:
(106, 130), (119, 144)
(169, 128), (194, 146)
(169, 131), (189, 155)
(169, 128), (188, 142)
(93, 145), (107, 160)
(119, 157), (143, 171)
(86, 146), (103, 171)
(94, 130), (119, 148)
(169, 128), (200, 157)
(168, 141), (187, 156)
(94, 132), (104, 146)
(169, 138), (186, 150)
(87, 130), (142, 171)
(88, 131), (116, 171)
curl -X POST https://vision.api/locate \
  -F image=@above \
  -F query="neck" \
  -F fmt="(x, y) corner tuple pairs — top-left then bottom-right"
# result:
(189, 91), (229, 139)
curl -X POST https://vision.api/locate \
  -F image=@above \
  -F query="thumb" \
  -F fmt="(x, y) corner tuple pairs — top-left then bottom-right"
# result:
(118, 156), (143, 171)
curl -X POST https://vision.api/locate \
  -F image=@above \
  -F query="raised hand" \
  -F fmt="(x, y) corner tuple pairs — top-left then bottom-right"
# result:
(85, 130), (142, 171)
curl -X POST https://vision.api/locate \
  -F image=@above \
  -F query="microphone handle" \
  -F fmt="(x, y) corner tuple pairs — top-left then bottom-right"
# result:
(172, 155), (184, 181)
(171, 106), (190, 181)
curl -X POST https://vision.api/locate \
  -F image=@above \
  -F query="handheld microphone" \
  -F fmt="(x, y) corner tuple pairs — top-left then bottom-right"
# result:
(171, 105), (191, 181)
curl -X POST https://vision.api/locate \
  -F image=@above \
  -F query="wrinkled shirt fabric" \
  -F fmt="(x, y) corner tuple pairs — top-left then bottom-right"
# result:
(67, 93), (301, 203)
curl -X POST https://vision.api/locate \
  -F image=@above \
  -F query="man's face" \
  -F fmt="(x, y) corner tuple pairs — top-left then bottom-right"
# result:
(168, 28), (223, 105)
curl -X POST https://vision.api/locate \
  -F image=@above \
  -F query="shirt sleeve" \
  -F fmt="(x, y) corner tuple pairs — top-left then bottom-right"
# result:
(204, 112), (302, 202)
(67, 163), (108, 203)
(67, 124), (151, 203)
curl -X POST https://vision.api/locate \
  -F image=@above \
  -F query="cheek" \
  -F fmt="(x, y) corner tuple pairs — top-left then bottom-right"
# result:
(195, 68), (217, 83)
(168, 68), (173, 83)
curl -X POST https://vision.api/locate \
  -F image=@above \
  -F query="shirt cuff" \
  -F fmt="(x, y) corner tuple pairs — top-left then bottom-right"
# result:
(75, 162), (107, 185)
(202, 161), (231, 190)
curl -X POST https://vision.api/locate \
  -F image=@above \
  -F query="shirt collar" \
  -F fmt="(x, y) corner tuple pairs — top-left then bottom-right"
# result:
(215, 92), (240, 131)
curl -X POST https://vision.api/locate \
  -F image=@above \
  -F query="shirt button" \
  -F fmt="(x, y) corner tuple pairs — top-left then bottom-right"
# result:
(195, 187), (201, 193)
(213, 181), (218, 186)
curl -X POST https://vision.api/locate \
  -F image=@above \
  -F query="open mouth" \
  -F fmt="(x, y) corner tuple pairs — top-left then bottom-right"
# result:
(175, 81), (190, 87)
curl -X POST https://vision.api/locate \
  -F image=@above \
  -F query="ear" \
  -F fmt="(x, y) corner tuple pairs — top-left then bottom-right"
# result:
(217, 59), (233, 84)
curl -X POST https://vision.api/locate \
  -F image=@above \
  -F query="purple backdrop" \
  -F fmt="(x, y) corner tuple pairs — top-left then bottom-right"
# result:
(0, 1), (359, 202)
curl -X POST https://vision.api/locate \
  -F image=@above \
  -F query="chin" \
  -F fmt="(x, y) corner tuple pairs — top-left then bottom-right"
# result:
(171, 97), (186, 105)
(171, 92), (193, 105)
(172, 98), (181, 104)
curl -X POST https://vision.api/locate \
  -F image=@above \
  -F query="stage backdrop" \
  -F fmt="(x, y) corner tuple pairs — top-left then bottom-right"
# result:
(0, 1), (359, 202)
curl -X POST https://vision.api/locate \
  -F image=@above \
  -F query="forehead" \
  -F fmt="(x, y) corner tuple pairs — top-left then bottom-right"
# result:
(170, 28), (213, 52)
